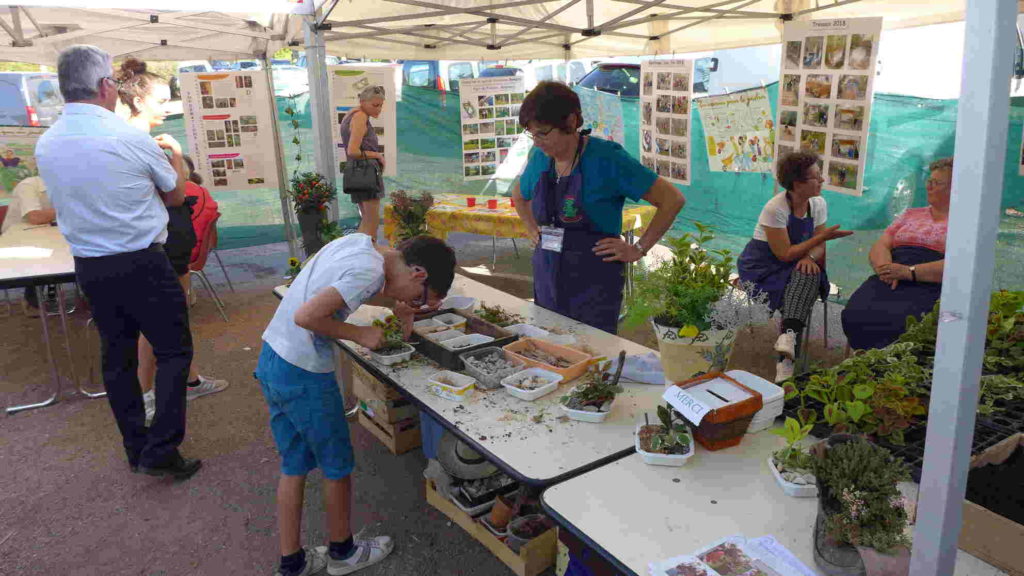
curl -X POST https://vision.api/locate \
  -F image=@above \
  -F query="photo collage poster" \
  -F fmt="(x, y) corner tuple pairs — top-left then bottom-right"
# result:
(180, 71), (280, 191)
(0, 126), (45, 198)
(640, 59), (694, 185)
(695, 87), (775, 173)
(458, 76), (527, 181)
(329, 64), (399, 179)
(777, 17), (882, 196)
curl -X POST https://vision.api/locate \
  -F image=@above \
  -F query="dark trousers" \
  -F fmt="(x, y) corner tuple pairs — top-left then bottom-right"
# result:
(74, 245), (193, 468)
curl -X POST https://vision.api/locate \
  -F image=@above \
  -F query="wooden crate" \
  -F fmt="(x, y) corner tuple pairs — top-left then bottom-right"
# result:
(425, 480), (556, 576)
(351, 362), (404, 401)
(357, 411), (421, 455)
(353, 377), (419, 424)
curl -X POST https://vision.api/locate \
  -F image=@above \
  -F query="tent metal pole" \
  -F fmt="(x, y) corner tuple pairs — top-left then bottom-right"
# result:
(305, 14), (341, 227)
(263, 54), (300, 259)
(909, 2), (1016, 576)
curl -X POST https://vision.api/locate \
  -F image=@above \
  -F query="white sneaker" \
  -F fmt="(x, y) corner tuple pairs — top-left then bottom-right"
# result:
(774, 330), (798, 360)
(775, 358), (795, 383)
(274, 546), (328, 576)
(327, 536), (394, 575)
(143, 389), (156, 425)
(187, 375), (229, 401)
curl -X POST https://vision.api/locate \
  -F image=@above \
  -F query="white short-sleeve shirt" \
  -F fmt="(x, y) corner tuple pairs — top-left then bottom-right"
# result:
(35, 103), (178, 258)
(752, 193), (828, 241)
(263, 234), (386, 373)
(1, 176), (50, 234)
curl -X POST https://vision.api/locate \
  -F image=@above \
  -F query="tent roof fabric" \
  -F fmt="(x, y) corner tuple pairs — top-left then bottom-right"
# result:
(318, 0), (968, 60)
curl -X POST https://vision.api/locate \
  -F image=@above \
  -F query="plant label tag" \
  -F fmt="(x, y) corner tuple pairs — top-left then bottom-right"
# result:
(540, 226), (564, 253)
(663, 386), (712, 425)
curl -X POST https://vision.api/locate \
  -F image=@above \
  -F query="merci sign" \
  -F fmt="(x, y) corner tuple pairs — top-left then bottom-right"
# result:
(662, 386), (713, 426)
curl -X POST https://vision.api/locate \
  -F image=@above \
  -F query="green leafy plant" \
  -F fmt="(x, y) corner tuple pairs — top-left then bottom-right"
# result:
(771, 417), (814, 472)
(284, 99), (303, 172)
(371, 315), (406, 353)
(640, 404), (692, 455)
(390, 190), (434, 241)
(285, 256), (303, 279)
(289, 171), (336, 214)
(561, 362), (623, 409)
(476, 302), (524, 327)
(623, 222), (734, 340)
(814, 439), (911, 553)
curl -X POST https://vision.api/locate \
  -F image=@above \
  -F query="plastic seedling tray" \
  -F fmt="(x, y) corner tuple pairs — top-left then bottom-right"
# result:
(413, 310), (519, 371)
(503, 338), (592, 382)
(428, 328), (465, 343)
(460, 347), (525, 390)
(433, 313), (468, 330)
(413, 318), (448, 336)
(635, 424), (694, 467)
(443, 333), (494, 351)
(450, 490), (494, 517)
(428, 371), (475, 402)
(560, 393), (616, 423)
(501, 368), (563, 402)
(768, 455), (818, 498)
(369, 342), (415, 366)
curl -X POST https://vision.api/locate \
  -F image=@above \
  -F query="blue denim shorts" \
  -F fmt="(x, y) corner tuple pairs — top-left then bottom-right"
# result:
(255, 343), (354, 479)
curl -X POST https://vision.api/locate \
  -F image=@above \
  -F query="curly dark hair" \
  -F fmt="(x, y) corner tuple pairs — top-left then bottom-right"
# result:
(397, 235), (456, 297)
(518, 81), (581, 134)
(776, 151), (820, 191)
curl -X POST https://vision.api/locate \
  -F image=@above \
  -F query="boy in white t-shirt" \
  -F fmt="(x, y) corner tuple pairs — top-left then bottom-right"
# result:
(2, 176), (56, 315)
(257, 233), (456, 576)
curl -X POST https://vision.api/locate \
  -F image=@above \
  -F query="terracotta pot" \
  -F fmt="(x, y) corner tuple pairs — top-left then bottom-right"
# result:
(489, 493), (514, 530)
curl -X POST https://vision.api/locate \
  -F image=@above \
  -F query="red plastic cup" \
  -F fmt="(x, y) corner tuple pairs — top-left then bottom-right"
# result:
(487, 199), (498, 209)
(510, 198), (516, 207)
(467, 197), (476, 207)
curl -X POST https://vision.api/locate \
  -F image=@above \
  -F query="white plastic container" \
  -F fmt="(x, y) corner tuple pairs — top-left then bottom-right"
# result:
(560, 394), (616, 423)
(479, 515), (508, 538)
(428, 328), (465, 343)
(501, 368), (563, 402)
(413, 318), (447, 335)
(432, 313), (468, 330)
(451, 492), (494, 517)
(635, 424), (695, 466)
(768, 455), (818, 498)
(368, 343), (415, 366)
(504, 324), (550, 339)
(428, 371), (476, 402)
(442, 333), (494, 351)
(541, 333), (578, 346)
(441, 296), (477, 313)
(460, 347), (525, 390)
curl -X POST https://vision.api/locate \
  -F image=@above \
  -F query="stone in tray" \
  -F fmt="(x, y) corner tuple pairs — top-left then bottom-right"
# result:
(507, 374), (550, 391)
(519, 343), (574, 368)
(374, 342), (409, 355)
(464, 352), (519, 376)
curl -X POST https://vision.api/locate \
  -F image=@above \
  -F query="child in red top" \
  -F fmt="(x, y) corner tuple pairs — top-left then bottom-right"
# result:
(183, 156), (220, 265)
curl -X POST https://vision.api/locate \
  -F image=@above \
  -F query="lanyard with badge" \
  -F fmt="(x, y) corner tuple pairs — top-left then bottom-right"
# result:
(540, 134), (584, 254)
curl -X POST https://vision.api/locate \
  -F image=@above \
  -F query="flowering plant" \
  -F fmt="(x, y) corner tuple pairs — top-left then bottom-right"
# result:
(289, 172), (336, 213)
(390, 190), (434, 241)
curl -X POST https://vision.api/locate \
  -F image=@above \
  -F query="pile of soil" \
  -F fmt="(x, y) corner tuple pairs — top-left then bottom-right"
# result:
(965, 446), (1024, 525)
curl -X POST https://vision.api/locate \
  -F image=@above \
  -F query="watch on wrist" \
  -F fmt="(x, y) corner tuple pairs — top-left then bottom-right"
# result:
(632, 240), (648, 256)
(909, 265), (917, 282)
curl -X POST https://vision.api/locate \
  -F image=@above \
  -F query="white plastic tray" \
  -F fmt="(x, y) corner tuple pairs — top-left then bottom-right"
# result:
(560, 395), (616, 423)
(635, 424), (694, 467)
(726, 369), (785, 405)
(433, 313), (468, 330)
(501, 368), (563, 402)
(504, 323), (550, 338)
(428, 328), (465, 343)
(413, 318), (447, 335)
(442, 333), (494, 351)
(451, 492), (494, 517)
(368, 343), (415, 366)
(428, 371), (476, 402)
(768, 455), (818, 498)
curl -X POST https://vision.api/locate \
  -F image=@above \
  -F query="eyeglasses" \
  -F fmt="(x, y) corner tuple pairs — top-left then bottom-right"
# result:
(411, 282), (430, 308)
(926, 178), (950, 187)
(799, 174), (824, 183)
(98, 76), (116, 87)
(525, 126), (555, 140)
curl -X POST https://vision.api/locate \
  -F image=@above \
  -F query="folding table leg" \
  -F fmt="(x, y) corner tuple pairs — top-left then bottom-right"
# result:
(79, 317), (106, 399)
(7, 286), (60, 414)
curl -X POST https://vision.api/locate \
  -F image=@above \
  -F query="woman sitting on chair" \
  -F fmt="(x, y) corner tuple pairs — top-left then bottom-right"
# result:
(842, 157), (952, 351)
(737, 151), (852, 382)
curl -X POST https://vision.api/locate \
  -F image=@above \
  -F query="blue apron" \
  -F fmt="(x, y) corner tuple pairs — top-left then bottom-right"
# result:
(737, 209), (829, 311)
(532, 135), (625, 334)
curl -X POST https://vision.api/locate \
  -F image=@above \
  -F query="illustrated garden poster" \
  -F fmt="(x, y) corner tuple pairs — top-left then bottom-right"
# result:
(577, 86), (625, 145)
(0, 126), (44, 198)
(696, 88), (775, 173)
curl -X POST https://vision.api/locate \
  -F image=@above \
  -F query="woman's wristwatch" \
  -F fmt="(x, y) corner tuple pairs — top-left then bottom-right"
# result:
(909, 265), (917, 282)
(632, 239), (649, 256)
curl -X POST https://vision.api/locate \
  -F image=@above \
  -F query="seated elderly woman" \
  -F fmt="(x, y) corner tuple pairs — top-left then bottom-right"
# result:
(842, 158), (952, 350)
(738, 151), (852, 382)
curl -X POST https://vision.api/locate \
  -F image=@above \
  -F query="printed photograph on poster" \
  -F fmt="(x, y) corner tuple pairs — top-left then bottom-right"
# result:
(803, 36), (824, 69)
(800, 130), (827, 155)
(849, 34), (875, 70)
(825, 35), (847, 69)
(643, 101), (653, 124)
(781, 75), (800, 106)
(785, 41), (802, 69)
(458, 76), (528, 180)
(640, 59), (693, 186)
(834, 105), (865, 130)
(803, 103), (829, 128)
(180, 71), (279, 191)
(804, 74), (833, 99)
(780, 111), (797, 141)
(828, 161), (858, 190)
(643, 72), (653, 96)
(0, 126), (44, 197)
(837, 75), (868, 100)
(831, 134), (861, 161)
(642, 130), (653, 153)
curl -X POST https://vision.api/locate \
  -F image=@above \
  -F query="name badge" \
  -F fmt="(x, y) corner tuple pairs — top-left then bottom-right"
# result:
(540, 226), (564, 253)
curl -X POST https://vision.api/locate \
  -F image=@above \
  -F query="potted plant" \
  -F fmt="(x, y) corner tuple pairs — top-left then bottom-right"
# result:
(636, 403), (694, 466)
(369, 315), (415, 365)
(390, 190), (434, 242)
(811, 435), (911, 576)
(505, 514), (553, 553)
(289, 171), (337, 256)
(560, 357), (624, 423)
(768, 417), (817, 497)
(623, 222), (734, 382)
(702, 281), (773, 372)
(475, 302), (524, 328)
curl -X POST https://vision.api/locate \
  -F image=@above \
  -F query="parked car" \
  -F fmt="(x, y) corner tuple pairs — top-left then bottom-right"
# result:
(295, 53), (343, 68)
(0, 72), (63, 126)
(401, 60), (481, 92)
(577, 59), (713, 98)
(177, 60), (213, 74)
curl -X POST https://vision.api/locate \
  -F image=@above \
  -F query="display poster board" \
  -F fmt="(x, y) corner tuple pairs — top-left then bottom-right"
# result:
(180, 71), (281, 191)
(640, 59), (694, 186)
(696, 88), (775, 173)
(0, 126), (44, 198)
(578, 86), (625, 145)
(777, 17), (882, 196)
(329, 64), (399, 179)
(458, 77), (527, 181)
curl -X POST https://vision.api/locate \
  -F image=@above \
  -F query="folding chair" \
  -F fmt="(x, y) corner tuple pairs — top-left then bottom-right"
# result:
(188, 212), (229, 322)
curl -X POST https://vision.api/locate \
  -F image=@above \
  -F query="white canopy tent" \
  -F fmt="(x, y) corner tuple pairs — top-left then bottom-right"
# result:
(0, 3), (1020, 576)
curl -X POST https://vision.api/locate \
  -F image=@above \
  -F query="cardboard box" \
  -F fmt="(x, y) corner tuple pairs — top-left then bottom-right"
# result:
(958, 433), (1024, 576)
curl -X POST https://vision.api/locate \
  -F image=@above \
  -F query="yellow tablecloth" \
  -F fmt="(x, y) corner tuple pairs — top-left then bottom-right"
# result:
(384, 193), (656, 243)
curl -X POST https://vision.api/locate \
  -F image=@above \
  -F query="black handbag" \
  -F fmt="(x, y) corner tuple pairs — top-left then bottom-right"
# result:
(342, 151), (384, 196)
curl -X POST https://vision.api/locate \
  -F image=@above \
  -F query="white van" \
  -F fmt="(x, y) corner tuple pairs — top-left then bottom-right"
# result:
(177, 61), (213, 74)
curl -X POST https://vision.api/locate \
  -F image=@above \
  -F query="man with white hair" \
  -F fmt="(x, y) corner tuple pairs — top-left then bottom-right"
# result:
(36, 45), (201, 480)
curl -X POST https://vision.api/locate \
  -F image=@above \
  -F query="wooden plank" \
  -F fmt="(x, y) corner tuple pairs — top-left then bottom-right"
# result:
(353, 377), (419, 423)
(357, 411), (421, 455)
(352, 362), (403, 401)
(425, 480), (555, 576)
